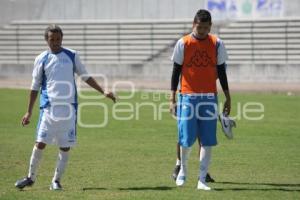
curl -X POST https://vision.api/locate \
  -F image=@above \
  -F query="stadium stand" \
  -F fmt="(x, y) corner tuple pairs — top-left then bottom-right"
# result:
(0, 20), (192, 65)
(153, 18), (300, 66)
(220, 18), (300, 65)
(0, 18), (300, 66)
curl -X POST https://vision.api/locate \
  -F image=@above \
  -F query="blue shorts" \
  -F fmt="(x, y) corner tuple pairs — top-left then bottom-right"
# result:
(177, 94), (218, 147)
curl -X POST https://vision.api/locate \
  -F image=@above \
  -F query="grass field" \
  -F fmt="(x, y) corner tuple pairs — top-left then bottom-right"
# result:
(0, 88), (300, 200)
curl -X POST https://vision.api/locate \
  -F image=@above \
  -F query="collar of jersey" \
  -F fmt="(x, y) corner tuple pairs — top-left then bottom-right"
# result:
(48, 48), (63, 55)
(191, 33), (208, 41)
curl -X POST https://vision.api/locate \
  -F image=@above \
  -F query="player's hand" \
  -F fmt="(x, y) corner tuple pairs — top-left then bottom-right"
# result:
(21, 112), (32, 126)
(223, 98), (231, 115)
(169, 101), (177, 117)
(105, 92), (116, 103)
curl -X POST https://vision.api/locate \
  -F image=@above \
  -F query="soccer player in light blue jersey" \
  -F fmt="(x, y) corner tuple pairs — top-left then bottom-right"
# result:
(15, 24), (116, 190)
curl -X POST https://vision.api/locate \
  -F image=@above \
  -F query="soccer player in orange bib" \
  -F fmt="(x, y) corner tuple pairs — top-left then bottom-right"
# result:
(170, 9), (231, 190)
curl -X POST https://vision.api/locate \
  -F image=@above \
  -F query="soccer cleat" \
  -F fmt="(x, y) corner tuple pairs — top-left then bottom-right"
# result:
(197, 180), (211, 190)
(219, 113), (236, 139)
(205, 173), (215, 183)
(171, 165), (181, 180)
(15, 177), (34, 189)
(50, 180), (62, 191)
(176, 175), (186, 186)
(172, 165), (214, 183)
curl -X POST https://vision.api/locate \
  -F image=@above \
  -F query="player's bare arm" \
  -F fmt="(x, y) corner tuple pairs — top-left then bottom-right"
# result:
(85, 77), (116, 103)
(170, 90), (177, 114)
(21, 90), (38, 126)
(217, 63), (231, 115)
(223, 90), (231, 115)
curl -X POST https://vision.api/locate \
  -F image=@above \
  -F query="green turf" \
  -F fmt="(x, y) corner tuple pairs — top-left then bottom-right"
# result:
(0, 88), (299, 200)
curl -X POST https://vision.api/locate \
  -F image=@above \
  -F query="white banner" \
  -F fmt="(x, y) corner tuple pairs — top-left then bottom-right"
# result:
(206, 0), (284, 20)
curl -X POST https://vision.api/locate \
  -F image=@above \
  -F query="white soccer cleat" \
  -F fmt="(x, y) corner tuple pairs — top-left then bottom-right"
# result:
(219, 113), (236, 139)
(176, 175), (186, 186)
(197, 181), (211, 190)
(50, 180), (62, 191)
(176, 166), (187, 186)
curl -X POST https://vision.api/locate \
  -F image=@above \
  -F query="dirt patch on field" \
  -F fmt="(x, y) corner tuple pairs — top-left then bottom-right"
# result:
(1, 77), (300, 93)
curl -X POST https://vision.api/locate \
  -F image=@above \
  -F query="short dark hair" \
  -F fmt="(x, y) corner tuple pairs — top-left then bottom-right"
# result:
(44, 24), (63, 40)
(194, 9), (212, 24)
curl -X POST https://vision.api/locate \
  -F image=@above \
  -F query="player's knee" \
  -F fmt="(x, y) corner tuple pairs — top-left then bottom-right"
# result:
(35, 142), (46, 150)
(60, 147), (70, 152)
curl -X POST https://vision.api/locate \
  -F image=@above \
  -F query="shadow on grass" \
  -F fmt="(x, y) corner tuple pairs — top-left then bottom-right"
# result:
(82, 187), (107, 191)
(214, 181), (300, 192)
(118, 186), (174, 191)
(82, 186), (174, 191)
(217, 181), (300, 187)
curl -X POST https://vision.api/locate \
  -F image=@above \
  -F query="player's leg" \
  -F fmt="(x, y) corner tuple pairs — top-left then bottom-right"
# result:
(196, 95), (218, 190)
(50, 147), (70, 190)
(175, 95), (198, 186)
(28, 142), (46, 181)
(50, 132), (74, 191)
(198, 146), (212, 190)
(171, 143), (181, 180)
(15, 108), (51, 189)
(50, 105), (76, 190)
(173, 137), (215, 182)
(172, 94), (182, 180)
(197, 137), (215, 183)
(176, 146), (192, 186)
(15, 142), (47, 189)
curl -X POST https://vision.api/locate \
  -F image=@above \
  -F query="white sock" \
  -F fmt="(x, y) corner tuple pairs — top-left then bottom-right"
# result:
(28, 146), (43, 181)
(178, 147), (191, 177)
(176, 159), (181, 166)
(52, 150), (69, 182)
(199, 146), (212, 183)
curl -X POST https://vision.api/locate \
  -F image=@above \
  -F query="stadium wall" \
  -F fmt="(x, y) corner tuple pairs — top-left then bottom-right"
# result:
(0, 0), (206, 27)
(1, 0), (300, 27)
(1, 62), (300, 90)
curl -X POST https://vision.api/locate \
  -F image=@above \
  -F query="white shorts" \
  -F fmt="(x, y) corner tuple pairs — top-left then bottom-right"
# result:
(36, 104), (77, 147)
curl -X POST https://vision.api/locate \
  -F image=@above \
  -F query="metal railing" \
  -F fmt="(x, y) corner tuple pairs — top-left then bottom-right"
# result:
(219, 19), (300, 64)
(0, 20), (193, 65)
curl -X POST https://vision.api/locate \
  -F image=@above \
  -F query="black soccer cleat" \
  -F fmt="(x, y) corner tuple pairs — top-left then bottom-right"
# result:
(15, 177), (34, 189)
(171, 165), (181, 181)
(205, 173), (215, 183)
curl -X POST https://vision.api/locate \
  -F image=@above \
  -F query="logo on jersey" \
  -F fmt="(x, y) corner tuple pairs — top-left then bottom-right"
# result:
(61, 58), (71, 65)
(186, 50), (213, 68)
